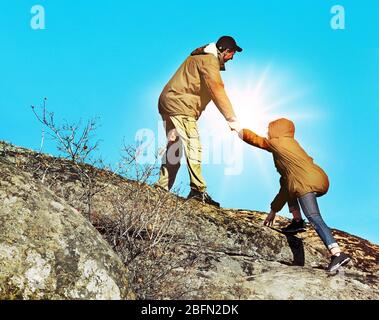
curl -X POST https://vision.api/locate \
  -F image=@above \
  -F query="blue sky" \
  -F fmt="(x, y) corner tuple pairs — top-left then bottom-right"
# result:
(1, 1), (378, 244)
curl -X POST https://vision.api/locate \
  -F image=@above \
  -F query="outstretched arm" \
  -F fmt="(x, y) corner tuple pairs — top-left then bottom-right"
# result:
(198, 56), (236, 121)
(238, 129), (270, 151)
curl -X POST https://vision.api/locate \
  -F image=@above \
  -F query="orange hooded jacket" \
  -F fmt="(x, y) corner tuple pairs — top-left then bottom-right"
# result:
(241, 118), (329, 212)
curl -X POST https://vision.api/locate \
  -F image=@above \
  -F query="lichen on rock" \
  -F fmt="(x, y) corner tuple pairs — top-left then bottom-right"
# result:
(0, 155), (131, 300)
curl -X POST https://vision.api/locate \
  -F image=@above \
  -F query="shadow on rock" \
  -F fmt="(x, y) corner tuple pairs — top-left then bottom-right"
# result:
(284, 234), (305, 266)
(269, 227), (305, 266)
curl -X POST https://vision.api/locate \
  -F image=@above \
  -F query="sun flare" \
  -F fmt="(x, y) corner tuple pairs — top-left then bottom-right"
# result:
(201, 64), (317, 139)
(226, 65), (313, 136)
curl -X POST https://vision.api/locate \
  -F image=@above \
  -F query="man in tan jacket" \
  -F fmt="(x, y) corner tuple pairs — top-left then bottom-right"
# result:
(156, 36), (242, 207)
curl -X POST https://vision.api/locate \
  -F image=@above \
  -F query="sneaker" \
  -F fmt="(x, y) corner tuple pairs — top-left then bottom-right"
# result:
(281, 219), (306, 234)
(187, 189), (220, 207)
(327, 252), (351, 272)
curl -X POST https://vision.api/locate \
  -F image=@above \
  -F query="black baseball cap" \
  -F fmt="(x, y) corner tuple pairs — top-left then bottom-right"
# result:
(216, 36), (243, 52)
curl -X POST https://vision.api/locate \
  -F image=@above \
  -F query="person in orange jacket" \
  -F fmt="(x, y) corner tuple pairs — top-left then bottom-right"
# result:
(235, 118), (351, 272)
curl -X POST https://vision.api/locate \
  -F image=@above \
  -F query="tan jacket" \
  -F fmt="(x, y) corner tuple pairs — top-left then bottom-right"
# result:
(158, 43), (236, 121)
(241, 118), (329, 212)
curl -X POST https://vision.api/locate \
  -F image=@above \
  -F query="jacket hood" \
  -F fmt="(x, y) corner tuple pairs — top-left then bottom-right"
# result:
(268, 118), (295, 139)
(191, 43), (225, 71)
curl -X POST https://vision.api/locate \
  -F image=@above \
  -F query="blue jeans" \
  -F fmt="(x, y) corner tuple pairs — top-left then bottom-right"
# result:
(297, 193), (339, 251)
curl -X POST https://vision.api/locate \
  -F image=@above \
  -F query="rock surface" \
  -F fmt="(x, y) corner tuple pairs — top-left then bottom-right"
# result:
(0, 141), (378, 300)
(0, 154), (131, 300)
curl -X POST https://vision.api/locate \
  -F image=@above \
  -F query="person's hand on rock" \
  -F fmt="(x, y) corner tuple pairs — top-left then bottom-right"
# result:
(264, 210), (276, 227)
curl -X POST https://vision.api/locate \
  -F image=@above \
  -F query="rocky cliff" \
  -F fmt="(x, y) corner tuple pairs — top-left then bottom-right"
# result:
(0, 141), (378, 300)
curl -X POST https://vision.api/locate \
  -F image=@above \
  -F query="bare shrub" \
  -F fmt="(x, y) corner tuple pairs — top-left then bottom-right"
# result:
(31, 98), (105, 221)
(31, 98), (100, 163)
(94, 145), (199, 299)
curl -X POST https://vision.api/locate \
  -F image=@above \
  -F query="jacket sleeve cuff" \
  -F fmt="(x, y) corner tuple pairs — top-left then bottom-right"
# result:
(270, 195), (287, 212)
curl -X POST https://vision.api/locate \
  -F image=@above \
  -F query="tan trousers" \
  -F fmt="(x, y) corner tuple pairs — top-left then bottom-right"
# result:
(156, 115), (206, 192)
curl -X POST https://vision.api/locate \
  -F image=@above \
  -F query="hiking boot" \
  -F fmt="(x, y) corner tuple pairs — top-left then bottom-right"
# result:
(327, 252), (351, 272)
(187, 189), (220, 207)
(281, 219), (306, 234)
